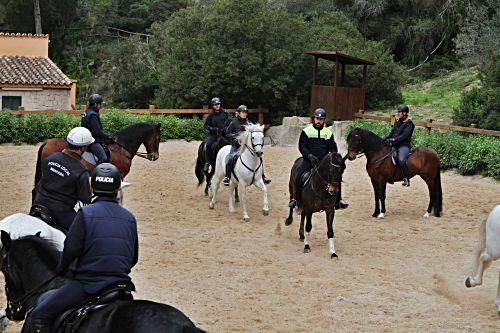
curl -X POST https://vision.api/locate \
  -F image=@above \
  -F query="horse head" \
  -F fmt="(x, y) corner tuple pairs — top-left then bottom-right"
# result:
(346, 127), (364, 160)
(142, 122), (161, 161)
(115, 122), (161, 161)
(238, 124), (265, 157)
(317, 153), (345, 196)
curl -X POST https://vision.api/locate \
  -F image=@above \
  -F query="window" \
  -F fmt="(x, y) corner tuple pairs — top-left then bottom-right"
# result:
(2, 96), (22, 110)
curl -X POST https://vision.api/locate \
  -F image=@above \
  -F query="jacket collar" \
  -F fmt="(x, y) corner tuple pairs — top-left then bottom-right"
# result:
(94, 196), (119, 203)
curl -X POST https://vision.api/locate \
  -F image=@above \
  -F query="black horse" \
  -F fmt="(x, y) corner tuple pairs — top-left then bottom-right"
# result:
(195, 134), (239, 202)
(284, 153), (346, 258)
(0, 232), (205, 333)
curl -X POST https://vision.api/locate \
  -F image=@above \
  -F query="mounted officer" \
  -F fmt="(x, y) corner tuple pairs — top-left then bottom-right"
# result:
(223, 105), (271, 186)
(203, 97), (230, 172)
(32, 127), (94, 232)
(81, 93), (112, 165)
(31, 163), (138, 333)
(288, 108), (348, 210)
(384, 104), (415, 187)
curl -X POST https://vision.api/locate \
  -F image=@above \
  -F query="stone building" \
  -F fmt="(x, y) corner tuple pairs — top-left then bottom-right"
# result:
(0, 33), (76, 111)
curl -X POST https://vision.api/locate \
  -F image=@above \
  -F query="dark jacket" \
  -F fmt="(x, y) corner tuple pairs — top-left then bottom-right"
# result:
(226, 117), (251, 147)
(386, 118), (415, 147)
(204, 109), (229, 135)
(38, 151), (91, 207)
(60, 197), (138, 293)
(299, 124), (338, 161)
(81, 107), (110, 143)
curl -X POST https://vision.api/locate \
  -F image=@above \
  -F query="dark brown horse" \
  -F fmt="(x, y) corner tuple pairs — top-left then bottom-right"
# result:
(346, 127), (442, 218)
(33, 122), (161, 201)
(284, 153), (346, 258)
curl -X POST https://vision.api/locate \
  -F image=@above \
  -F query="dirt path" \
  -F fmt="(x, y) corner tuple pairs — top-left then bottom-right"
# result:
(1, 141), (499, 332)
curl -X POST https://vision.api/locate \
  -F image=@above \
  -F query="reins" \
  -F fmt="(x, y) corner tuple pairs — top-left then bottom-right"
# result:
(109, 140), (155, 161)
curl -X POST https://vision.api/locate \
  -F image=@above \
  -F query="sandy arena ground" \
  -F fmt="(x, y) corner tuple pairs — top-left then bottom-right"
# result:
(1, 141), (499, 332)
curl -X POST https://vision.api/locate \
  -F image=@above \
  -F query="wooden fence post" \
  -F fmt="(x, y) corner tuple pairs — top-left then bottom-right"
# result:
(427, 117), (433, 133)
(149, 105), (156, 114)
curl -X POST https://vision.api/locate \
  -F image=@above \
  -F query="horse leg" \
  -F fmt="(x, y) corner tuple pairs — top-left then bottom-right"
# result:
(209, 177), (221, 209)
(298, 213), (305, 240)
(465, 251), (492, 287)
(254, 179), (269, 216)
(239, 182), (250, 222)
(371, 180), (380, 218)
(0, 306), (8, 333)
(235, 187), (240, 206)
(326, 209), (337, 258)
(423, 176), (434, 219)
(228, 181), (237, 213)
(496, 271), (500, 315)
(377, 182), (387, 219)
(304, 212), (312, 253)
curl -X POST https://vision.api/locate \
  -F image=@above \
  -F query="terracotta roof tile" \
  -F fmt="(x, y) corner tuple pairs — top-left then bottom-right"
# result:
(0, 55), (71, 86)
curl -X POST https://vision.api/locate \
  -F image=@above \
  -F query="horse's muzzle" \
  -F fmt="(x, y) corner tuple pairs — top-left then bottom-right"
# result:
(255, 151), (263, 157)
(346, 151), (356, 161)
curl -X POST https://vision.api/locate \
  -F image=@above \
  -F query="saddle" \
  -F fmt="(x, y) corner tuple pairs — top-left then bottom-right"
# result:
(29, 204), (60, 230)
(390, 147), (416, 166)
(82, 146), (112, 166)
(51, 280), (135, 333)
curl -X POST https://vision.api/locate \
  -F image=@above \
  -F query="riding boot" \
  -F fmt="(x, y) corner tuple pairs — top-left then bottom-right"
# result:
(334, 183), (349, 209)
(32, 319), (50, 333)
(223, 160), (232, 186)
(401, 163), (410, 187)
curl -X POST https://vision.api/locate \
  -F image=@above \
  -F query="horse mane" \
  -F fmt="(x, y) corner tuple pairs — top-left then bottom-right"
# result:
(356, 128), (385, 153)
(11, 236), (61, 271)
(115, 122), (157, 143)
(236, 124), (263, 155)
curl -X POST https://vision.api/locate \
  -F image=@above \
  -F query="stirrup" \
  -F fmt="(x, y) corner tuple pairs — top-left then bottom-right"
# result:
(288, 199), (297, 208)
(335, 199), (349, 210)
(402, 178), (410, 187)
(223, 177), (230, 186)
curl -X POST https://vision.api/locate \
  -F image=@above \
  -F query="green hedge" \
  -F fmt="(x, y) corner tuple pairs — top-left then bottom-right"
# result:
(347, 120), (500, 179)
(0, 110), (207, 144)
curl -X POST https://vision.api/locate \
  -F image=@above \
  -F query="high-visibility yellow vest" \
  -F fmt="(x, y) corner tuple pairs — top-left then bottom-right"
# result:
(303, 125), (333, 140)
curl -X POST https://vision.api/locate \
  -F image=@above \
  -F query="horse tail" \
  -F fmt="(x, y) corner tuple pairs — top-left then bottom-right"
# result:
(195, 143), (205, 186)
(433, 163), (442, 217)
(469, 217), (487, 277)
(32, 142), (46, 204)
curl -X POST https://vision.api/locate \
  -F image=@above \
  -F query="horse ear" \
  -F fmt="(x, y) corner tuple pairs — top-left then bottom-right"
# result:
(1, 231), (12, 252)
(156, 122), (161, 129)
(35, 231), (42, 237)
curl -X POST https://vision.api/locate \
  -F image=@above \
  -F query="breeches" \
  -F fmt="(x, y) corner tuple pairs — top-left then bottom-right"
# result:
(225, 146), (239, 176)
(204, 135), (218, 162)
(396, 146), (410, 166)
(88, 142), (109, 163)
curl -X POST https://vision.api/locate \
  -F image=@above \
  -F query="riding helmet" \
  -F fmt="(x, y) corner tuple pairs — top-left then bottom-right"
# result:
(236, 105), (248, 113)
(313, 108), (327, 119)
(67, 127), (95, 146)
(396, 104), (409, 113)
(211, 97), (221, 105)
(91, 163), (121, 196)
(89, 93), (104, 105)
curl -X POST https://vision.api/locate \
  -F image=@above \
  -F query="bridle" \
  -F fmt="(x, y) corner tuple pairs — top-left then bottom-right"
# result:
(310, 157), (343, 199)
(111, 138), (158, 161)
(244, 131), (264, 157)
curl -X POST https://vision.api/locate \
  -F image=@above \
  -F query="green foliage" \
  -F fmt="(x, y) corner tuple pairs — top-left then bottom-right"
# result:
(0, 111), (205, 144)
(348, 120), (500, 179)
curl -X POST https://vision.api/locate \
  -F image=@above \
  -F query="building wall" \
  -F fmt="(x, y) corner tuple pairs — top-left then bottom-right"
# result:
(0, 88), (71, 110)
(0, 34), (49, 57)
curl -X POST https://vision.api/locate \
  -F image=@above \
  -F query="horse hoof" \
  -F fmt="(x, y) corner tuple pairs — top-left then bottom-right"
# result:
(209, 203), (215, 210)
(434, 211), (441, 217)
(229, 208), (236, 213)
(372, 212), (380, 218)
(235, 202), (240, 207)
(377, 213), (385, 219)
(465, 277), (472, 288)
(284, 217), (293, 226)
(423, 212), (430, 219)
(331, 253), (338, 259)
(263, 209), (269, 216)
(304, 245), (311, 253)
(243, 217), (250, 222)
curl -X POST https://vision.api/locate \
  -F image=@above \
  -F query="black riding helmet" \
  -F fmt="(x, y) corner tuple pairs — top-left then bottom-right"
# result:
(396, 104), (409, 113)
(89, 94), (103, 105)
(91, 163), (121, 197)
(236, 105), (248, 113)
(211, 97), (221, 105)
(313, 108), (326, 119)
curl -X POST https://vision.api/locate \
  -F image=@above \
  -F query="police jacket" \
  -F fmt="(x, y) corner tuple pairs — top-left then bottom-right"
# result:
(81, 107), (110, 143)
(60, 197), (138, 293)
(226, 117), (251, 146)
(38, 151), (92, 207)
(386, 118), (415, 147)
(204, 109), (229, 135)
(299, 124), (338, 161)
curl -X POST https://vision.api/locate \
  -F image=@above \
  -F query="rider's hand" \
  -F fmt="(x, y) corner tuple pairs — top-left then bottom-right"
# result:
(308, 154), (319, 166)
(384, 138), (395, 145)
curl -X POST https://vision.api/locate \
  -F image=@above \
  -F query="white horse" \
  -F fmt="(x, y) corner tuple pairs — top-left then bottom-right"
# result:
(465, 205), (500, 315)
(209, 124), (269, 221)
(0, 213), (66, 332)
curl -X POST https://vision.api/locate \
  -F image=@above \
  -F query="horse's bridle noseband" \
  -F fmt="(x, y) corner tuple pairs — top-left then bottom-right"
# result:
(310, 158), (343, 198)
(245, 131), (264, 157)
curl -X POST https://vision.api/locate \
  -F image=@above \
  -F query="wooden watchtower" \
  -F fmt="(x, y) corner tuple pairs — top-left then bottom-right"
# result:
(306, 51), (374, 120)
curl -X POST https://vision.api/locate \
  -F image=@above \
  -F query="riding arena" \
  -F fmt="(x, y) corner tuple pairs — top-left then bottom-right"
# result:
(1, 136), (499, 332)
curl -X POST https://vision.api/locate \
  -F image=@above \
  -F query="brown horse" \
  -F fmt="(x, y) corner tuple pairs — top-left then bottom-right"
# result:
(346, 127), (442, 218)
(33, 122), (161, 201)
(284, 153), (346, 258)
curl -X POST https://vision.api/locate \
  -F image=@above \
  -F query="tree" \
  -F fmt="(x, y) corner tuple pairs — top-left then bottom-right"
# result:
(33, 0), (42, 34)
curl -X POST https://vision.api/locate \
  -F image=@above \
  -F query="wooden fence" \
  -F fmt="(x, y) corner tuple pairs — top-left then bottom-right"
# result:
(354, 110), (500, 137)
(12, 105), (269, 125)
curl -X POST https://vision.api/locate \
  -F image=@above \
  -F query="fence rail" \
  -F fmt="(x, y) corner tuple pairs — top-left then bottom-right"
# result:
(12, 105), (269, 125)
(354, 110), (500, 137)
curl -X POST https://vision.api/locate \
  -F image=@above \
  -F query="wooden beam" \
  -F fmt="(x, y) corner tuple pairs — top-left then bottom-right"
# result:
(312, 56), (318, 85)
(341, 63), (345, 86)
(334, 57), (339, 87)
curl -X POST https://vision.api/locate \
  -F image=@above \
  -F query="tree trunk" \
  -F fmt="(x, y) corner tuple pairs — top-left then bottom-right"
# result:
(33, 0), (42, 34)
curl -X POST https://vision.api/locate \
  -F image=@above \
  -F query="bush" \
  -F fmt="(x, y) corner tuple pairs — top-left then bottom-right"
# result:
(0, 111), (207, 144)
(347, 119), (500, 179)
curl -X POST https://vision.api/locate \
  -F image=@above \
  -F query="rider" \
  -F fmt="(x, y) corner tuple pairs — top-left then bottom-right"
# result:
(203, 97), (229, 172)
(288, 108), (348, 210)
(31, 163), (138, 333)
(223, 105), (271, 186)
(383, 104), (415, 187)
(33, 127), (94, 232)
(81, 93), (112, 164)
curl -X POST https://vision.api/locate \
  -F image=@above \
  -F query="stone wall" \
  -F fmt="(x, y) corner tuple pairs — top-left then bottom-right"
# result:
(0, 88), (71, 110)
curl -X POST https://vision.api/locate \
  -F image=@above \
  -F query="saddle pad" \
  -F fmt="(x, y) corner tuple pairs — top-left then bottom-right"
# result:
(82, 152), (98, 166)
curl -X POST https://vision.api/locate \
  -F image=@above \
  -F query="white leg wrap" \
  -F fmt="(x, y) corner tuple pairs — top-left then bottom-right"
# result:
(329, 238), (335, 255)
(304, 232), (310, 246)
